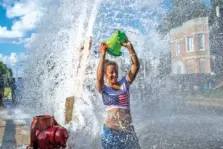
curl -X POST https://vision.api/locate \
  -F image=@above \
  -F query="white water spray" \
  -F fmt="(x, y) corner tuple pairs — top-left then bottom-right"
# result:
(20, 0), (171, 148)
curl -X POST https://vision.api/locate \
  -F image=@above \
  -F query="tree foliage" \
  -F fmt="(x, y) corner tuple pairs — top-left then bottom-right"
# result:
(157, 0), (209, 35)
(209, 0), (223, 76)
(0, 62), (7, 74)
(0, 61), (13, 87)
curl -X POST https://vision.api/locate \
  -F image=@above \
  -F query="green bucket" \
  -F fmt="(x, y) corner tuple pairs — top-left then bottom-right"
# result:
(105, 30), (127, 57)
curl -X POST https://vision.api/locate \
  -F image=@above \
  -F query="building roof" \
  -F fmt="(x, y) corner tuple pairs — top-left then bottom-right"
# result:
(170, 17), (209, 35)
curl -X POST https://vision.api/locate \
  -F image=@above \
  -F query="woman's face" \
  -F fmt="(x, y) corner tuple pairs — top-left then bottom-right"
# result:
(105, 64), (118, 84)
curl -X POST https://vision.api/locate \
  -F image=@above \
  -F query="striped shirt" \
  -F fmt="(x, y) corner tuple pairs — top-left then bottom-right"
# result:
(102, 76), (130, 110)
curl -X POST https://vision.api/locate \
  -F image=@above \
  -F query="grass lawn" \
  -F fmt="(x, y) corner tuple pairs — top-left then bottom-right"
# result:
(4, 87), (11, 98)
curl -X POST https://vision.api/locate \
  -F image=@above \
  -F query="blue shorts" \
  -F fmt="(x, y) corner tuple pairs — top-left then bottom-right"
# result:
(101, 125), (141, 149)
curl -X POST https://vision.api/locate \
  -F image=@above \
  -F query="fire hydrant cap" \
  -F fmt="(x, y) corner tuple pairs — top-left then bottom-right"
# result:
(55, 127), (69, 147)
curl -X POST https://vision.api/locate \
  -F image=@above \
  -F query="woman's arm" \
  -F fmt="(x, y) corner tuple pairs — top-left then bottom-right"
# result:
(96, 43), (107, 93)
(122, 42), (140, 84)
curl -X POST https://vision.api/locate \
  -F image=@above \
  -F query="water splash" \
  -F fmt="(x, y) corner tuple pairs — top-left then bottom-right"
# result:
(18, 0), (177, 148)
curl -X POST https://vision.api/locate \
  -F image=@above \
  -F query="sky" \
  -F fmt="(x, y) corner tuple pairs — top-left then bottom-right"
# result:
(0, 0), (49, 76)
(0, 0), (211, 76)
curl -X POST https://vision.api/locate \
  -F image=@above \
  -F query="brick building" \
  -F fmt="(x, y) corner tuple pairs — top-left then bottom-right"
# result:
(170, 17), (211, 75)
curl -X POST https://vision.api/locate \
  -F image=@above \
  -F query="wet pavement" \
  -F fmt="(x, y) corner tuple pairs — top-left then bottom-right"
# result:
(1, 97), (223, 149)
(135, 96), (223, 149)
(0, 100), (30, 149)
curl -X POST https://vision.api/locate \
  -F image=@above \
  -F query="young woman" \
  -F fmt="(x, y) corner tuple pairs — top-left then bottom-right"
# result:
(96, 38), (141, 149)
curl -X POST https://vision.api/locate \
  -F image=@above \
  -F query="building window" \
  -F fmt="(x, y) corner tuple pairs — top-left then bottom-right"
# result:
(198, 34), (205, 50)
(216, 6), (220, 17)
(185, 36), (194, 52)
(175, 41), (180, 56)
(216, 6), (223, 17)
(199, 58), (206, 73)
(172, 60), (184, 74)
(186, 59), (194, 73)
(177, 64), (182, 74)
(220, 8), (223, 17)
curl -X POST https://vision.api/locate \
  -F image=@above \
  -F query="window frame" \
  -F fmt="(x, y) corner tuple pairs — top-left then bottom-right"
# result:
(175, 41), (180, 56)
(198, 33), (205, 51)
(219, 7), (223, 18)
(185, 36), (194, 52)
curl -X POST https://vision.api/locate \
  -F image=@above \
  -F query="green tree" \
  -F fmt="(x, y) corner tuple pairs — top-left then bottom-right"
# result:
(0, 61), (13, 86)
(0, 61), (7, 74)
(209, 0), (223, 77)
(158, 0), (209, 35)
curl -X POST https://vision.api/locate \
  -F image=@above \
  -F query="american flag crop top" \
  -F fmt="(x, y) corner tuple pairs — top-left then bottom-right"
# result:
(101, 76), (130, 109)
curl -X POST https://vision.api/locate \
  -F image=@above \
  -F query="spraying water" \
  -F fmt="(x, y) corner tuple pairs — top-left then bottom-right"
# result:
(17, 0), (223, 149)
(18, 0), (176, 148)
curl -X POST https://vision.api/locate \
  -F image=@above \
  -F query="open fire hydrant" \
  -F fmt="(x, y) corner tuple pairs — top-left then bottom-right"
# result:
(27, 115), (69, 149)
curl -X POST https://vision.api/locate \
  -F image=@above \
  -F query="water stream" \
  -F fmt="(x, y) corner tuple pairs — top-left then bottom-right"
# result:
(17, 0), (223, 149)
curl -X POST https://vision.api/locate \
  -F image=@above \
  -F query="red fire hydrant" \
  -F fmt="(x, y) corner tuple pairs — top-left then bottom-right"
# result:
(27, 115), (69, 149)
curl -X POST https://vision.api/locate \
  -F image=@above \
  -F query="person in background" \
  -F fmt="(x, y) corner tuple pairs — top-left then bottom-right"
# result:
(96, 36), (141, 149)
(0, 80), (4, 108)
(11, 78), (16, 103)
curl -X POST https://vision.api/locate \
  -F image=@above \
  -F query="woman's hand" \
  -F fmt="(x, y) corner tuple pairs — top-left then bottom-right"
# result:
(121, 36), (132, 48)
(121, 41), (132, 48)
(100, 43), (108, 55)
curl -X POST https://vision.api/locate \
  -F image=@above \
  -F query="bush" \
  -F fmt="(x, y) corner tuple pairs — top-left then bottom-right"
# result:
(4, 87), (11, 98)
(202, 87), (223, 98)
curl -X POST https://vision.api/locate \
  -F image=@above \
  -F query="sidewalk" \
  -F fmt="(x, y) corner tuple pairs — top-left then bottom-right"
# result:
(186, 97), (223, 107)
(0, 100), (30, 149)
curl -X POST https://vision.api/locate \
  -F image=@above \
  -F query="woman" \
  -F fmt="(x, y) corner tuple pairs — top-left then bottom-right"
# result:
(96, 38), (141, 149)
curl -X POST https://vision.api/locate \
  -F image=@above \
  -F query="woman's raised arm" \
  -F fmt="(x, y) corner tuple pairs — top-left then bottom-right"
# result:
(96, 43), (107, 93)
(122, 41), (140, 84)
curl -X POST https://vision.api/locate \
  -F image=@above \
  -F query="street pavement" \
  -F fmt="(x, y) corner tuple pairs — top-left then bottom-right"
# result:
(186, 98), (223, 107)
(0, 100), (30, 149)
(135, 96), (223, 149)
(0, 96), (223, 149)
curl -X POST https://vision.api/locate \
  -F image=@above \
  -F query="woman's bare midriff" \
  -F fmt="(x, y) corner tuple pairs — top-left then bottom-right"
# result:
(104, 108), (132, 130)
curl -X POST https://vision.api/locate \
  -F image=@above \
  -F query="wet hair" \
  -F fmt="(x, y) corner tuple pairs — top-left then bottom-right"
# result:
(104, 59), (118, 72)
